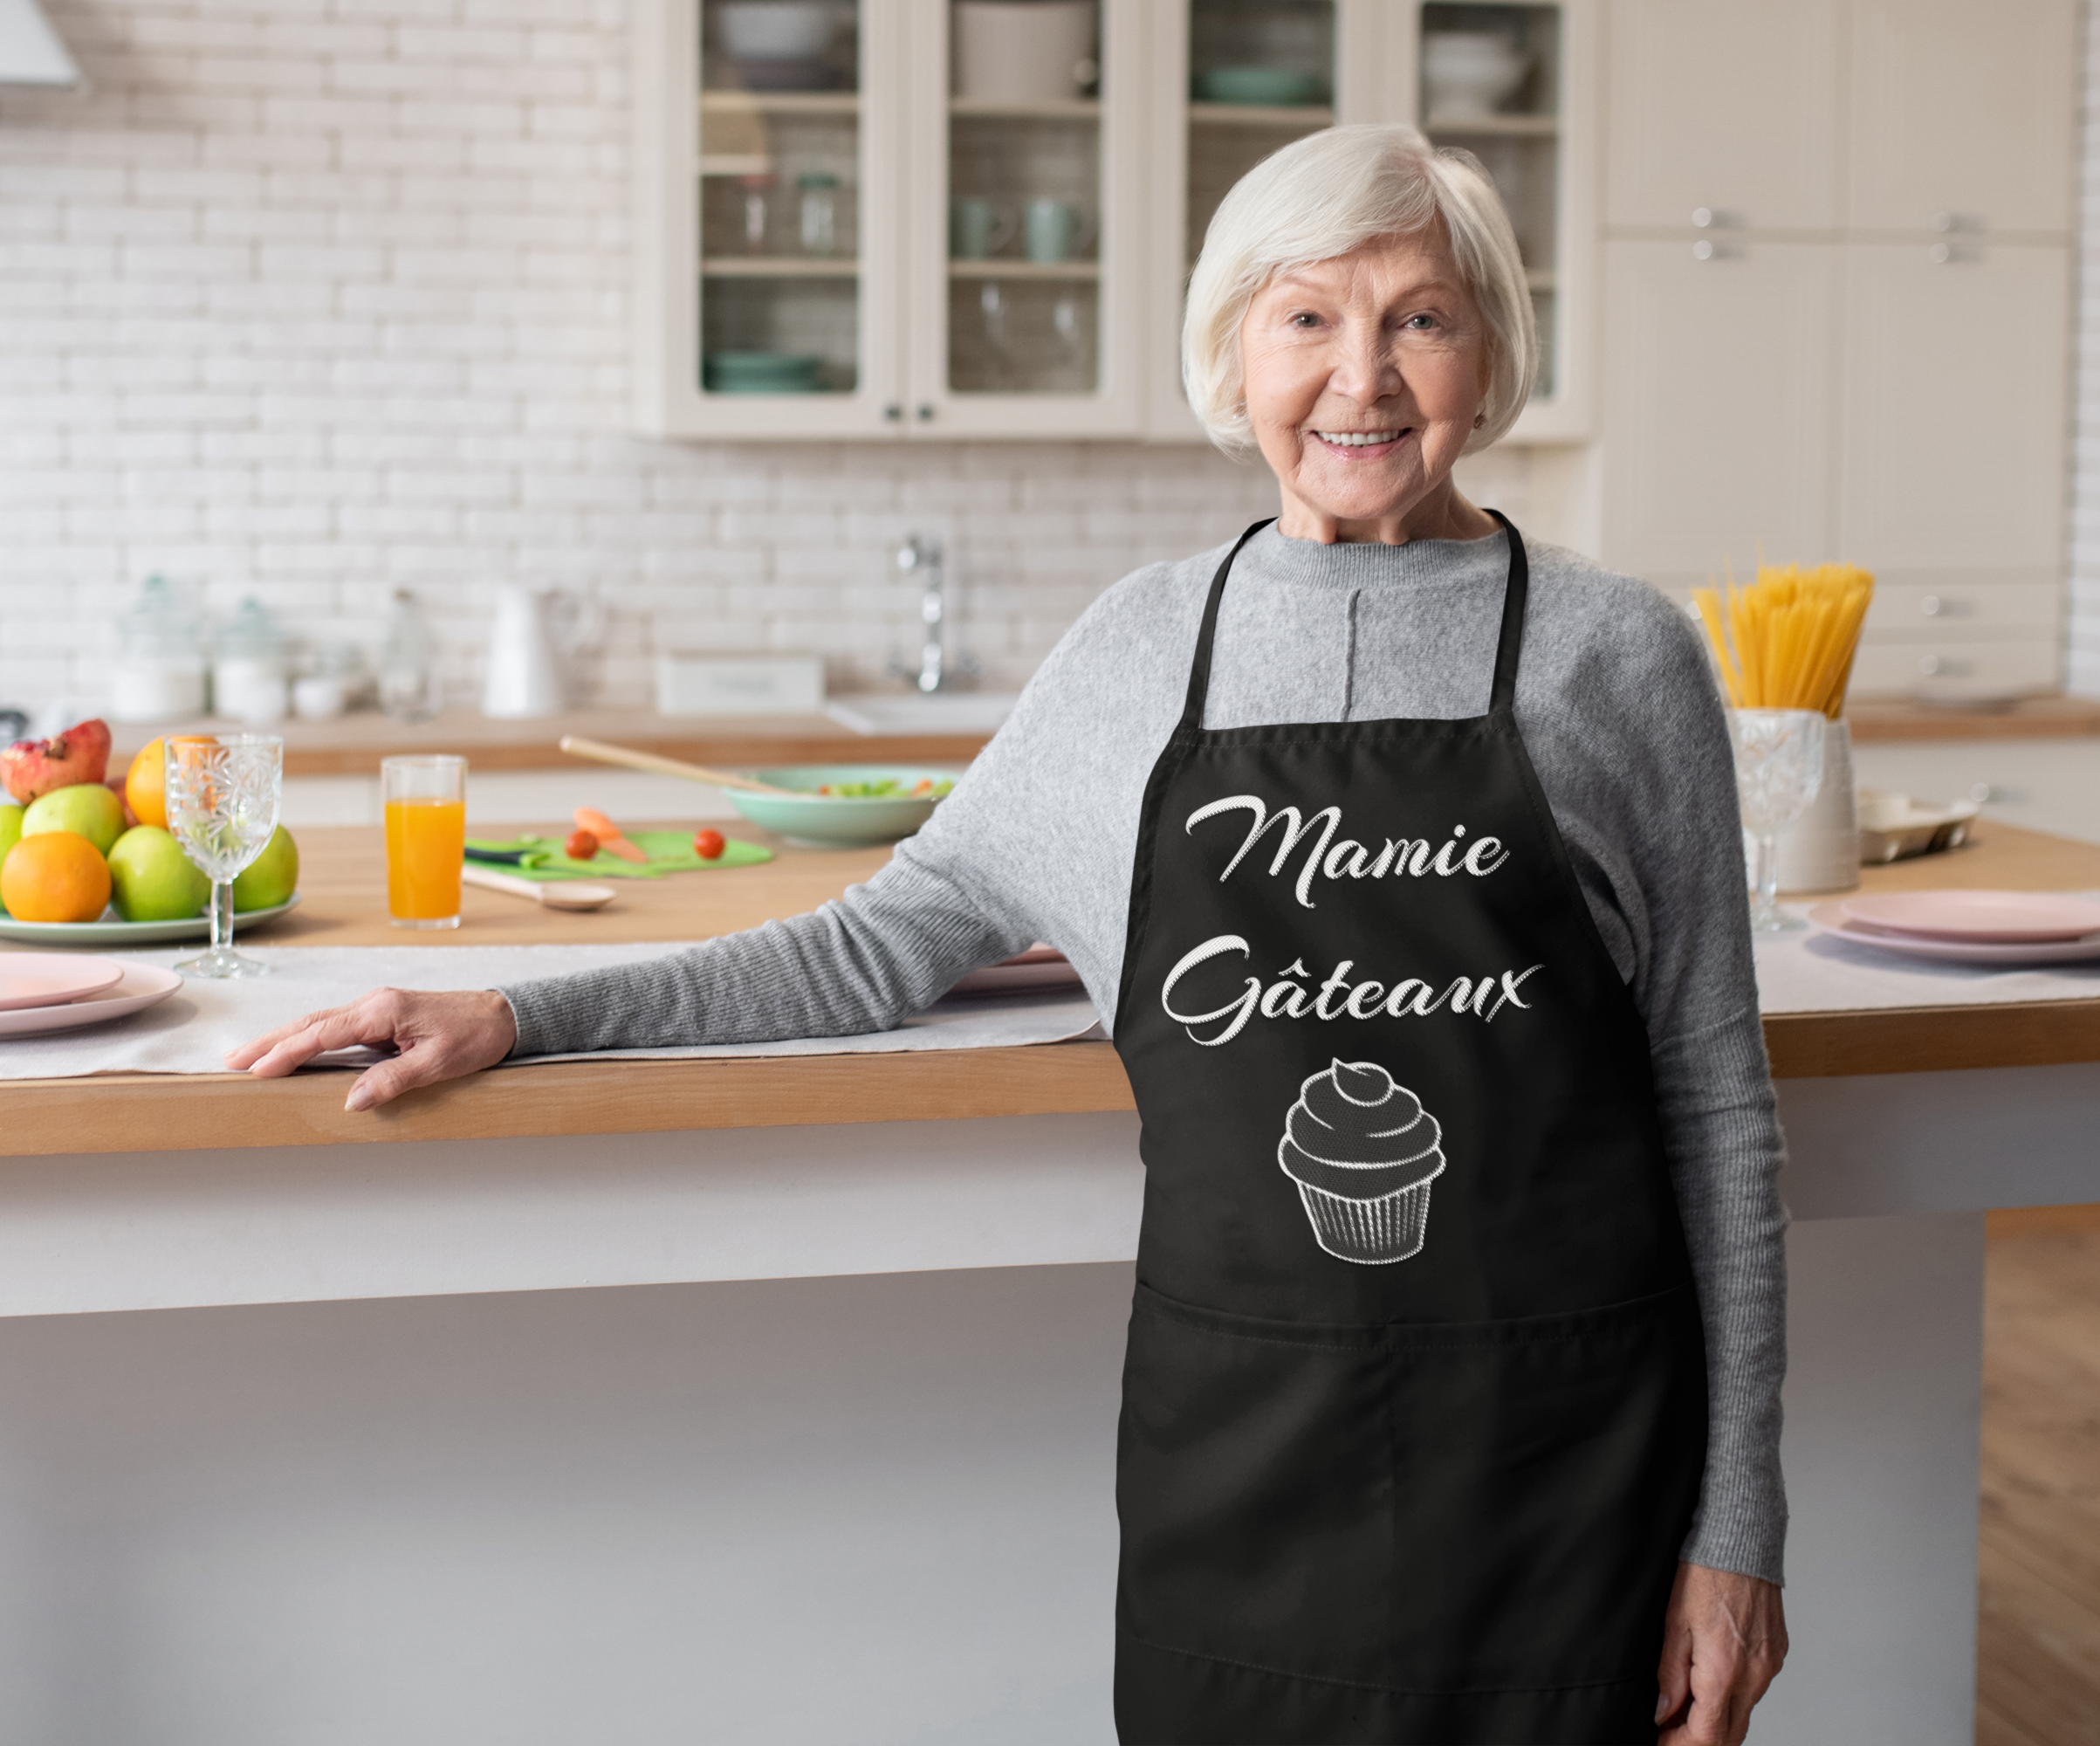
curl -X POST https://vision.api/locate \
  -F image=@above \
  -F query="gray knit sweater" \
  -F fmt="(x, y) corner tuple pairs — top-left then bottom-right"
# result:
(502, 525), (1788, 1585)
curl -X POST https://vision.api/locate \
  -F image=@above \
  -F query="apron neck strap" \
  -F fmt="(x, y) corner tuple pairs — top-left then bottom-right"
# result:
(1178, 512), (1530, 728)
(1486, 509), (1528, 714)
(1178, 518), (1275, 732)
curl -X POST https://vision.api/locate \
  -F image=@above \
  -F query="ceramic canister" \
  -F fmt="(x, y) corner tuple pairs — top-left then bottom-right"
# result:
(953, 0), (1095, 104)
(1774, 716), (1862, 894)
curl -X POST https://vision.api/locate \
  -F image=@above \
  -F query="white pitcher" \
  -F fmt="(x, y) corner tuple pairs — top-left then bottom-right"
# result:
(481, 586), (566, 718)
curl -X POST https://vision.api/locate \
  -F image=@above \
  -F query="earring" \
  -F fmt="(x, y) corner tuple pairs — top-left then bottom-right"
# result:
(1472, 410), (1486, 429)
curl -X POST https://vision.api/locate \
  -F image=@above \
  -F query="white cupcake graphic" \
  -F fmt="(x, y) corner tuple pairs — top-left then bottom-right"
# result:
(1277, 1060), (1446, 1265)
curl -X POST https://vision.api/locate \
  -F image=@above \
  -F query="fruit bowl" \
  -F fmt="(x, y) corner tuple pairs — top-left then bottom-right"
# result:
(0, 893), (300, 947)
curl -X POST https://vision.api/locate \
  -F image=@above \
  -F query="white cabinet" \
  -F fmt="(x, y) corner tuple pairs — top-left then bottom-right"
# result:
(1836, 243), (2070, 570)
(634, 0), (1149, 440)
(1846, 0), (2077, 236)
(1598, 0), (2076, 699)
(1599, 240), (1838, 581)
(1602, 0), (1844, 231)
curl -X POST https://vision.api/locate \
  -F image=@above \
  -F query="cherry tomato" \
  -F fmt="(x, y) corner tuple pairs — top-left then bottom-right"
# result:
(565, 828), (599, 860)
(693, 828), (726, 861)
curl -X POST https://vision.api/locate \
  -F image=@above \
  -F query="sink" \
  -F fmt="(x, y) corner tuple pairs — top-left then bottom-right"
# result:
(825, 692), (1021, 736)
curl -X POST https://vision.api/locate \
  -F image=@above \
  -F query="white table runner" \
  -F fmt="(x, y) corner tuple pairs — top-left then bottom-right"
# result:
(0, 943), (1102, 1082)
(6, 908), (2098, 1083)
(1753, 897), (2100, 1014)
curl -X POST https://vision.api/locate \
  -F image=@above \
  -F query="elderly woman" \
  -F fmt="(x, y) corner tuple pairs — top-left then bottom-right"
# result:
(235, 127), (1788, 1744)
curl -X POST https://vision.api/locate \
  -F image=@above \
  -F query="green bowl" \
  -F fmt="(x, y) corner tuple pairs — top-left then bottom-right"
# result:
(725, 766), (958, 848)
(1194, 65), (1327, 106)
(703, 351), (826, 394)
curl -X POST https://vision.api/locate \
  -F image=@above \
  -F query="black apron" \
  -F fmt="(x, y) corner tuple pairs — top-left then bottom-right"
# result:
(1109, 517), (1708, 1745)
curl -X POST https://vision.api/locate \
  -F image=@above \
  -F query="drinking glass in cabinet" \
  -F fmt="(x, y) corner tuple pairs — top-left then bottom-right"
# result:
(947, 0), (1101, 395)
(1185, 2), (1335, 267)
(1419, 3), (1560, 396)
(698, 1), (861, 395)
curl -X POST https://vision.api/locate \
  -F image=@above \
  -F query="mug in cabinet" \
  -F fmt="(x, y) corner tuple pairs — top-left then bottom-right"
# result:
(950, 196), (1017, 260)
(1024, 198), (1094, 265)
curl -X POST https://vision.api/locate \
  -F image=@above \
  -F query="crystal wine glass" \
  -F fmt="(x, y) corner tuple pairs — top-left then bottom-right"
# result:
(163, 734), (285, 978)
(1727, 709), (1827, 934)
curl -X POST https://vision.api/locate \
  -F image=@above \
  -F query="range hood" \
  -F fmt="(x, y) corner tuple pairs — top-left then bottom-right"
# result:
(0, 0), (80, 87)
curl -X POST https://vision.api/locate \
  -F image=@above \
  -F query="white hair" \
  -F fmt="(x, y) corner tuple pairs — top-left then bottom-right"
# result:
(1182, 124), (1538, 457)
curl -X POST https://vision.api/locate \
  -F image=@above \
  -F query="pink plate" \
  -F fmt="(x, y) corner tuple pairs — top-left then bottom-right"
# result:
(1837, 890), (2100, 944)
(0, 953), (127, 1012)
(0, 963), (184, 1038)
(1807, 904), (2100, 966)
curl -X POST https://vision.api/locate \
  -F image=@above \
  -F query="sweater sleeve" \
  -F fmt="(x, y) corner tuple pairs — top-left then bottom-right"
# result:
(1526, 573), (1790, 1585)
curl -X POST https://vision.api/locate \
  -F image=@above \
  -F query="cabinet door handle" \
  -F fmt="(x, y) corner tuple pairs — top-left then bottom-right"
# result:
(1918, 594), (1942, 616)
(916, 402), (935, 422)
(1692, 206), (1714, 228)
(1928, 243), (1952, 264)
(883, 402), (903, 422)
(1931, 212), (1954, 233)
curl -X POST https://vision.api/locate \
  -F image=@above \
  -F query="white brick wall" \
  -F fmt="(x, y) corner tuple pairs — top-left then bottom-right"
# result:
(0, 0), (1590, 718)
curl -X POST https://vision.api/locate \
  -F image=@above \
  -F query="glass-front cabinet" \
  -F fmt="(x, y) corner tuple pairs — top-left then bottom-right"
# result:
(902, 0), (1146, 434)
(633, 0), (1590, 441)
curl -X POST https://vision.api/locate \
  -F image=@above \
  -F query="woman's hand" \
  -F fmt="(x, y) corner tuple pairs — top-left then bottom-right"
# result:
(226, 988), (518, 1111)
(1655, 1562), (1787, 1743)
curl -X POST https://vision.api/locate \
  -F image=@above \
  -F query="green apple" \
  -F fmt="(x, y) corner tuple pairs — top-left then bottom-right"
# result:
(21, 782), (126, 856)
(0, 804), (21, 912)
(232, 824), (299, 911)
(106, 826), (211, 923)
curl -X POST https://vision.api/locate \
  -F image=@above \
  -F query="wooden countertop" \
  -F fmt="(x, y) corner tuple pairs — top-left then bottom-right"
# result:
(1848, 695), (2100, 742)
(3, 821), (2099, 1157)
(106, 707), (995, 778)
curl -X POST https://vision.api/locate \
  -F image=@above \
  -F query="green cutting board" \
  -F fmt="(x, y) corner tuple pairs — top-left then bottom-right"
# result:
(465, 831), (773, 881)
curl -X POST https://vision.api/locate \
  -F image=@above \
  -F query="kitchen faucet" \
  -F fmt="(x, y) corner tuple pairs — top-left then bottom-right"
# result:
(890, 533), (976, 693)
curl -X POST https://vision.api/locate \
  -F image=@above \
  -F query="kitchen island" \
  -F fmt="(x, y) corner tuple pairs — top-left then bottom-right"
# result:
(0, 825), (2095, 1744)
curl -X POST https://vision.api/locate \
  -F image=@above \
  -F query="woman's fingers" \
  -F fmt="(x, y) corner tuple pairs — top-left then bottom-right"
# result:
(1656, 1563), (1788, 1745)
(226, 988), (519, 1110)
(1653, 1563), (1694, 1729)
(230, 994), (403, 1076)
(223, 1001), (366, 1071)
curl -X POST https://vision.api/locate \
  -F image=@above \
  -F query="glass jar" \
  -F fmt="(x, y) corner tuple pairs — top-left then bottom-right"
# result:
(378, 588), (442, 723)
(110, 574), (209, 724)
(738, 174), (772, 253)
(212, 597), (290, 725)
(798, 171), (839, 256)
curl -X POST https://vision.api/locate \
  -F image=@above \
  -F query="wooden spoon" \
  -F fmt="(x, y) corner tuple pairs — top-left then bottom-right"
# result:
(461, 863), (619, 911)
(558, 735), (804, 796)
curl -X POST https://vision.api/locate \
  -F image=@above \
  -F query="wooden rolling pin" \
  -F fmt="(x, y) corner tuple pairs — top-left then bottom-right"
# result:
(557, 735), (800, 796)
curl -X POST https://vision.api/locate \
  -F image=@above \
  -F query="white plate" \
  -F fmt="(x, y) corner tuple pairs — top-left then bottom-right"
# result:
(0, 962), (185, 1039)
(0, 953), (127, 1011)
(1807, 904), (2100, 965)
(0, 894), (299, 946)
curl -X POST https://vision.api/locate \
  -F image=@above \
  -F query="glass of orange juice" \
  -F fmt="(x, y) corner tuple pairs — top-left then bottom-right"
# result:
(381, 754), (466, 929)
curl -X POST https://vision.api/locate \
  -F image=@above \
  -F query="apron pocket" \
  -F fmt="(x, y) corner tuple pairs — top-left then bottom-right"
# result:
(1118, 1286), (1398, 1687)
(1377, 1282), (1707, 1692)
(1116, 1282), (1705, 1695)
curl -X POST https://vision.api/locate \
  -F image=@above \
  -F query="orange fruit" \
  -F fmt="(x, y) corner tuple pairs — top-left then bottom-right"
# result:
(126, 737), (168, 830)
(1, 830), (113, 923)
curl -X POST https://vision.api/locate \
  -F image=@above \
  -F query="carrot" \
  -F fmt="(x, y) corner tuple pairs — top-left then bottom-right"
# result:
(573, 805), (649, 863)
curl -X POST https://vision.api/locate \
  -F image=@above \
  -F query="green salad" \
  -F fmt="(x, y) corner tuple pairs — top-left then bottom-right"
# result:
(814, 777), (955, 799)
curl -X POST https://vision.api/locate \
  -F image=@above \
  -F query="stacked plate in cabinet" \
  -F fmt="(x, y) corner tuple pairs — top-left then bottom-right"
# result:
(0, 953), (184, 1039)
(1805, 891), (2100, 965)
